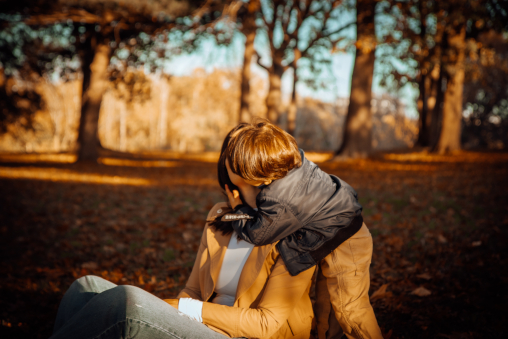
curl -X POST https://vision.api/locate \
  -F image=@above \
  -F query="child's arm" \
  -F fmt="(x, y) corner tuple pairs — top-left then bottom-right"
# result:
(225, 176), (363, 248)
(225, 183), (298, 245)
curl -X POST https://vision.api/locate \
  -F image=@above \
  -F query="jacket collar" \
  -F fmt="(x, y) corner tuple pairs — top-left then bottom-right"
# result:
(260, 149), (313, 196)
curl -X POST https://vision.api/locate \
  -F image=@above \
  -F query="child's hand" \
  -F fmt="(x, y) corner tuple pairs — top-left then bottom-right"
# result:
(225, 184), (242, 209)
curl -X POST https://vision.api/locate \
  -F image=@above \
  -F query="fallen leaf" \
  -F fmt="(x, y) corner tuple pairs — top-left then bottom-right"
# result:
(416, 273), (432, 280)
(81, 261), (98, 270)
(385, 235), (404, 249)
(472, 241), (482, 247)
(411, 286), (432, 297)
(438, 234), (448, 244)
(370, 284), (392, 301)
(182, 231), (193, 242)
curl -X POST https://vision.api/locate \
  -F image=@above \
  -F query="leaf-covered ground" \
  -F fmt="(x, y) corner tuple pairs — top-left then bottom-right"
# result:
(0, 151), (507, 339)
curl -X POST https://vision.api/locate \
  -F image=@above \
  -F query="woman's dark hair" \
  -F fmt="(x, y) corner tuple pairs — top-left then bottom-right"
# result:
(218, 123), (248, 193)
(210, 123), (249, 235)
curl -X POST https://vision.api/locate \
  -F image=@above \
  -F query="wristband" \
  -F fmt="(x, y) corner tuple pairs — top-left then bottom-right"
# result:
(178, 298), (203, 323)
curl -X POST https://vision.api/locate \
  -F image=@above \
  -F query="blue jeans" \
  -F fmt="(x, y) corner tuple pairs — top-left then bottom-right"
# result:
(50, 275), (232, 339)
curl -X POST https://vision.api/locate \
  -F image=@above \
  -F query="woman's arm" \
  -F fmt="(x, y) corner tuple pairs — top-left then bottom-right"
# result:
(201, 255), (315, 338)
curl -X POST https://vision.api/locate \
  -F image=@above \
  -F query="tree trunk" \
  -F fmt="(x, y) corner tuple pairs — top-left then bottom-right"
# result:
(415, 0), (429, 147)
(416, 73), (429, 146)
(158, 76), (169, 147)
(103, 93), (114, 148)
(239, 15), (256, 123)
(119, 100), (127, 152)
(336, 0), (376, 157)
(77, 41), (111, 162)
(429, 67), (445, 149)
(434, 26), (466, 153)
(287, 53), (300, 136)
(420, 65), (439, 146)
(265, 65), (284, 124)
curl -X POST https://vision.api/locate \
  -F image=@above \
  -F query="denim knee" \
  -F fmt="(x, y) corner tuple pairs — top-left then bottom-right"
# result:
(116, 285), (148, 306)
(115, 285), (169, 321)
(75, 275), (101, 286)
(66, 275), (98, 295)
(72, 275), (117, 294)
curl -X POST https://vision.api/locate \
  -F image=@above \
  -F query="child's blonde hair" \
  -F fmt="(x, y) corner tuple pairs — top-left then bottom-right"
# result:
(223, 118), (302, 183)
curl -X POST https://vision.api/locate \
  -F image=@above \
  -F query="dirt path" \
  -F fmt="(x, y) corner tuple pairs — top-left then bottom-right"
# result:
(1, 151), (507, 339)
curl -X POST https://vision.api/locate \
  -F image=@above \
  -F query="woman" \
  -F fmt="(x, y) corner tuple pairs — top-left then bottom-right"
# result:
(49, 128), (316, 339)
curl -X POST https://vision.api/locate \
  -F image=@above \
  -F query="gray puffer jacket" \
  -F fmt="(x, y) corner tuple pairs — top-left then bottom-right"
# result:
(231, 150), (363, 276)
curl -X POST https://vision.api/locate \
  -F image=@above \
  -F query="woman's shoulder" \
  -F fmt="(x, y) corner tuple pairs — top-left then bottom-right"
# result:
(205, 202), (231, 222)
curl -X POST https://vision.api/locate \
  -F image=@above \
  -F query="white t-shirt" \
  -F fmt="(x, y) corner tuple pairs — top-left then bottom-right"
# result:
(212, 231), (254, 306)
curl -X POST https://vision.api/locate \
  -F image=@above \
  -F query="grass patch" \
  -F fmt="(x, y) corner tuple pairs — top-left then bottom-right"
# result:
(370, 228), (381, 238)
(163, 248), (176, 262)
(428, 219), (436, 230)
(363, 208), (373, 217)
(70, 240), (82, 248)
(130, 241), (141, 253)
(389, 198), (409, 210)
(67, 227), (80, 237)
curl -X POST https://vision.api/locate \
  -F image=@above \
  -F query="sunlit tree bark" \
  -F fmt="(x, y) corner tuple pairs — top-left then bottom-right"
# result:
(434, 25), (466, 153)
(287, 50), (301, 136)
(287, 72), (298, 135)
(158, 76), (169, 147)
(239, 11), (257, 123)
(78, 41), (111, 161)
(265, 63), (286, 123)
(336, 0), (376, 158)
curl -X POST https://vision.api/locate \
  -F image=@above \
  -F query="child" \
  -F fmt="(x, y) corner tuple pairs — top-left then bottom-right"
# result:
(218, 119), (383, 339)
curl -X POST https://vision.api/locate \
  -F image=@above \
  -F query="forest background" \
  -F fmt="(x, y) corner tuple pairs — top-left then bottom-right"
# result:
(1, 0), (507, 157)
(1, 1), (508, 339)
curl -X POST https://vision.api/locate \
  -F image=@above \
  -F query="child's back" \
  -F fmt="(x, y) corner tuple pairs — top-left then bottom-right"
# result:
(232, 149), (363, 275)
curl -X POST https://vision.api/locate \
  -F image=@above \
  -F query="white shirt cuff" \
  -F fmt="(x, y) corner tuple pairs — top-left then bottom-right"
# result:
(178, 298), (203, 323)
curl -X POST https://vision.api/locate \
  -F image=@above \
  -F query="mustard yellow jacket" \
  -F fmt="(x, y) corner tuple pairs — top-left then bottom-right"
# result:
(165, 203), (316, 339)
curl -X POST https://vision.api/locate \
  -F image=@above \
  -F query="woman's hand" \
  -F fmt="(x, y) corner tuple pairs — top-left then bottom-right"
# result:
(225, 184), (242, 209)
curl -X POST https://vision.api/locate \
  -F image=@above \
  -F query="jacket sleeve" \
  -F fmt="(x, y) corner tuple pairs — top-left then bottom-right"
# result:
(232, 199), (302, 246)
(201, 255), (315, 338)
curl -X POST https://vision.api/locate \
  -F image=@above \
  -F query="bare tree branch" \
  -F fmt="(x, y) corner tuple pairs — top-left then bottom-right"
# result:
(255, 50), (270, 71)
(302, 20), (355, 56)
